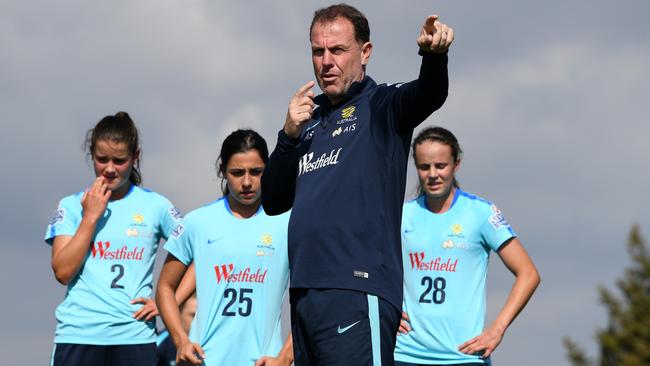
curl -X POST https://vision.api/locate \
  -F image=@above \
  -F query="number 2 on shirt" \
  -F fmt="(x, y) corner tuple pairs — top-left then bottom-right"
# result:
(111, 264), (125, 289)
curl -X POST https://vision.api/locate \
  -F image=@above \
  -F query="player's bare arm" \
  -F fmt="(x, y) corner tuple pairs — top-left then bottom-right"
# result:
(156, 255), (206, 365)
(51, 177), (111, 284)
(458, 238), (540, 358)
(174, 262), (196, 306)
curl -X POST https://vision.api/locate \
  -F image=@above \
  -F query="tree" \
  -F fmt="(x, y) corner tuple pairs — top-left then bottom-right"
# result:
(564, 225), (650, 366)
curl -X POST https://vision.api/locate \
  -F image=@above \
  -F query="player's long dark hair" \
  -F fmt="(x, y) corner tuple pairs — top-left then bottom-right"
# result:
(85, 111), (142, 186)
(216, 129), (269, 195)
(412, 126), (462, 195)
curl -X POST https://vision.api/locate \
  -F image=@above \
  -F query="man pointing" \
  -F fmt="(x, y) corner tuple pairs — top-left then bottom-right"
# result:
(262, 4), (453, 365)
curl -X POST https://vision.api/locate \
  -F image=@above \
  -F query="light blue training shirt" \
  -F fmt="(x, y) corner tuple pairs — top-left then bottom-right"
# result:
(164, 197), (289, 366)
(394, 189), (516, 364)
(45, 185), (181, 345)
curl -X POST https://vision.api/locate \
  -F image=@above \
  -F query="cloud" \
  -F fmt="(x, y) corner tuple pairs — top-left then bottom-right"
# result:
(144, 103), (269, 210)
(2, 1), (650, 365)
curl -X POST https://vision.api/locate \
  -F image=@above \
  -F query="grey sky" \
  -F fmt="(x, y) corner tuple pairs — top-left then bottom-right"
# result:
(1, 1), (649, 364)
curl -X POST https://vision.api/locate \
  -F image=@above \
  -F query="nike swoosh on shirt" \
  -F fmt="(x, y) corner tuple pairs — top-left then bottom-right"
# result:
(207, 238), (220, 244)
(337, 320), (361, 334)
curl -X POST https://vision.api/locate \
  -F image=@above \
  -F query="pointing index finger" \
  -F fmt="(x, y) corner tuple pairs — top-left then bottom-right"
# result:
(423, 14), (439, 31)
(295, 81), (315, 98)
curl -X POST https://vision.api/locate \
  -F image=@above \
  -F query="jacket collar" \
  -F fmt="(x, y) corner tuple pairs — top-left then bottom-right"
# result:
(314, 76), (376, 108)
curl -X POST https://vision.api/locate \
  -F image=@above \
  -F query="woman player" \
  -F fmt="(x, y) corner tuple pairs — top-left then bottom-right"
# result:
(394, 126), (540, 365)
(45, 112), (182, 365)
(156, 129), (293, 366)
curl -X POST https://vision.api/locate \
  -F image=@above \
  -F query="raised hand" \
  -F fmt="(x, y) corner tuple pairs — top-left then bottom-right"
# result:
(81, 177), (111, 222)
(284, 81), (315, 138)
(417, 14), (454, 54)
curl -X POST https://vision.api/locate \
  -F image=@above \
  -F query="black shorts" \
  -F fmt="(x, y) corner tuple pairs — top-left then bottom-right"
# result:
(291, 288), (401, 366)
(51, 343), (156, 366)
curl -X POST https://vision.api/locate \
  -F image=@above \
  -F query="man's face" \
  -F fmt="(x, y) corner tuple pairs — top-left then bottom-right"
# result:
(311, 17), (372, 104)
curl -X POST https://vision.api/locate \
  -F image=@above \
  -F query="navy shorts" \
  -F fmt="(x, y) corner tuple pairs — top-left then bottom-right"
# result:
(395, 362), (489, 366)
(51, 343), (156, 366)
(291, 288), (401, 366)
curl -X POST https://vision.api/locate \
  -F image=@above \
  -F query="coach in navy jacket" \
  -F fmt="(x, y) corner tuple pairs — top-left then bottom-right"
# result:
(262, 4), (453, 365)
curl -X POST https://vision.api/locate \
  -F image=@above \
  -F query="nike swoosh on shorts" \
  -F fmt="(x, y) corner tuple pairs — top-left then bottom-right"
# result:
(337, 320), (361, 334)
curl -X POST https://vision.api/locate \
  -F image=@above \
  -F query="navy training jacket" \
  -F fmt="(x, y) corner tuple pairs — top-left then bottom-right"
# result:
(262, 52), (449, 310)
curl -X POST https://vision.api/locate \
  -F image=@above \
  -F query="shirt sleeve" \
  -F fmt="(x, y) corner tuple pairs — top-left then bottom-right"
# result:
(163, 220), (193, 266)
(480, 203), (517, 252)
(159, 198), (184, 241)
(261, 129), (302, 215)
(391, 52), (449, 133)
(44, 195), (81, 245)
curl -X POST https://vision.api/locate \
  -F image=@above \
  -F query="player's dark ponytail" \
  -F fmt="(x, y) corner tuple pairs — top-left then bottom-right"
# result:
(85, 111), (142, 186)
(216, 129), (269, 195)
